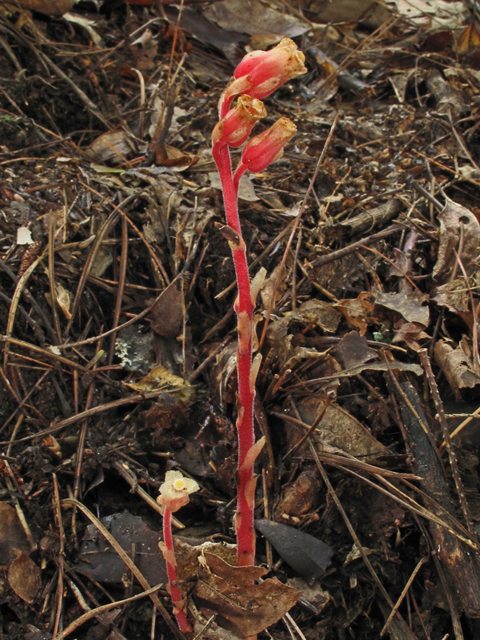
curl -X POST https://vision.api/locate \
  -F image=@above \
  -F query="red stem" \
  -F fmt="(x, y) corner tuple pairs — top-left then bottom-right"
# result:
(163, 507), (191, 632)
(233, 162), (247, 197)
(212, 142), (256, 567)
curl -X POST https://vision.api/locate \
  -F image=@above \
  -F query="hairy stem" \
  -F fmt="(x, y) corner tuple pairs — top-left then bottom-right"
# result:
(212, 142), (256, 567)
(163, 507), (191, 632)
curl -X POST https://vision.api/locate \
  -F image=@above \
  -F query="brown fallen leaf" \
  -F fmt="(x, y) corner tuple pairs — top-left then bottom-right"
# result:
(8, 553), (41, 603)
(433, 198), (480, 283)
(426, 69), (468, 118)
(434, 337), (480, 401)
(131, 364), (194, 402)
(329, 330), (378, 370)
(86, 130), (140, 165)
(275, 467), (322, 521)
(149, 281), (183, 339)
(0, 502), (31, 569)
(78, 512), (168, 587)
(285, 299), (341, 334)
(195, 552), (300, 638)
(290, 398), (389, 459)
(455, 21), (480, 54)
(392, 322), (430, 351)
(433, 278), (471, 315)
(335, 292), (378, 336)
(155, 144), (199, 171)
(374, 289), (430, 327)
(10, 0), (74, 16)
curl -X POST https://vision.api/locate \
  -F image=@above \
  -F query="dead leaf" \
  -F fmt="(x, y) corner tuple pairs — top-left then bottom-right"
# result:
(434, 338), (480, 401)
(195, 553), (300, 637)
(301, 0), (391, 26)
(275, 468), (322, 520)
(86, 131), (140, 165)
(329, 330), (378, 370)
(8, 553), (41, 603)
(335, 292), (378, 336)
(291, 397), (389, 459)
(374, 289), (430, 326)
(0, 502), (31, 569)
(78, 512), (168, 586)
(149, 282), (183, 338)
(131, 364), (194, 402)
(314, 253), (366, 298)
(286, 299), (341, 334)
(204, 0), (310, 38)
(175, 539), (237, 587)
(155, 145), (199, 171)
(261, 263), (287, 310)
(433, 278), (471, 314)
(255, 520), (333, 585)
(209, 171), (259, 202)
(286, 577), (330, 615)
(433, 198), (480, 282)
(12, 0), (74, 16)
(455, 21), (480, 54)
(392, 322), (430, 351)
(55, 283), (71, 320)
(427, 69), (468, 118)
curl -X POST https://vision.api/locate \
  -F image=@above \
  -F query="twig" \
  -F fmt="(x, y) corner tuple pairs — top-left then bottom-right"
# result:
(419, 349), (474, 535)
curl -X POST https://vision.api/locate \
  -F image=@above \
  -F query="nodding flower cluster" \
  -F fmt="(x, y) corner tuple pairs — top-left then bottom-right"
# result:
(159, 39), (306, 635)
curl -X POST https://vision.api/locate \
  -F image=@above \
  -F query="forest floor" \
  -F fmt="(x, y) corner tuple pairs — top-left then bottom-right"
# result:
(1, 1), (480, 639)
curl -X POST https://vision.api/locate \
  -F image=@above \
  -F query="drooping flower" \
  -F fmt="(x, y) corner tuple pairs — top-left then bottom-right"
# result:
(238, 117), (297, 173)
(212, 95), (266, 148)
(219, 39), (307, 117)
(157, 470), (199, 513)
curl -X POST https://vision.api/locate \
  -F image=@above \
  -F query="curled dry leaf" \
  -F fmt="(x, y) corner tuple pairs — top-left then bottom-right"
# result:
(392, 322), (430, 351)
(433, 278), (471, 315)
(195, 552), (300, 638)
(335, 292), (378, 336)
(426, 69), (468, 118)
(275, 467), (322, 520)
(131, 364), (194, 402)
(434, 337), (480, 401)
(433, 198), (480, 283)
(285, 299), (341, 334)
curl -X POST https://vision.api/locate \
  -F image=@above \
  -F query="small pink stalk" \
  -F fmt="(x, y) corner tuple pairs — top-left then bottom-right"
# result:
(157, 471), (199, 632)
(212, 39), (305, 570)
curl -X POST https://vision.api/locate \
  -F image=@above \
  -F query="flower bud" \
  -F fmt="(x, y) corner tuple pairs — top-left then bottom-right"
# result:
(240, 117), (297, 173)
(234, 38), (307, 99)
(212, 95), (266, 148)
(157, 470), (199, 513)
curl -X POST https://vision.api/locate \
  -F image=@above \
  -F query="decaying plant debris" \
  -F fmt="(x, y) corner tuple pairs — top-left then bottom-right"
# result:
(2, 0), (480, 639)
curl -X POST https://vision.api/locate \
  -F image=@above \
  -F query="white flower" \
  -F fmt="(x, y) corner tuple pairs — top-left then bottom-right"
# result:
(157, 470), (199, 513)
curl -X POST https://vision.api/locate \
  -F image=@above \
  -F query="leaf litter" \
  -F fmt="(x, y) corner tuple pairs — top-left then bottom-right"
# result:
(2, 1), (480, 639)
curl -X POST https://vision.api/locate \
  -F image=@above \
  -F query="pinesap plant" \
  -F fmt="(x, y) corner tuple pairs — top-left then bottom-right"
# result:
(158, 38), (306, 633)
(212, 38), (306, 568)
